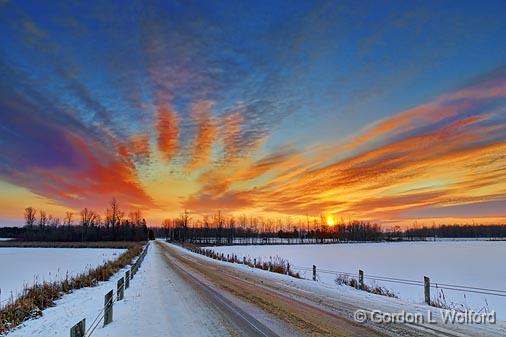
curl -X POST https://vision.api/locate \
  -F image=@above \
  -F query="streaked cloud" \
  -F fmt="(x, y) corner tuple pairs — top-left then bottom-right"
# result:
(156, 104), (179, 162)
(1, 1), (505, 225)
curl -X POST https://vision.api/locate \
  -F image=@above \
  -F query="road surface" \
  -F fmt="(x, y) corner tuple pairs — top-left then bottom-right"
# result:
(157, 241), (505, 337)
(8, 241), (504, 337)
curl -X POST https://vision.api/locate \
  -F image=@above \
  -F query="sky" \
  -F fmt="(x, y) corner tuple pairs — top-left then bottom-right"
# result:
(1, 0), (506, 227)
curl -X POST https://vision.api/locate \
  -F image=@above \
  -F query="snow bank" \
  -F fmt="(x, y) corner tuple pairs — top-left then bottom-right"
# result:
(169, 242), (506, 336)
(207, 241), (506, 319)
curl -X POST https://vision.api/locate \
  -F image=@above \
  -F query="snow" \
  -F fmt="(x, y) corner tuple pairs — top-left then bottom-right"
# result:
(208, 241), (506, 319)
(0, 248), (125, 302)
(7, 243), (235, 337)
(172, 242), (506, 336)
(7, 241), (506, 337)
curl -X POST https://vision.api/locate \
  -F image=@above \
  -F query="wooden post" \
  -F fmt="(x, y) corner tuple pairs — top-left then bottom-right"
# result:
(117, 277), (125, 301)
(125, 271), (130, 289)
(70, 318), (85, 337)
(287, 263), (290, 275)
(358, 270), (364, 290)
(313, 265), (317, 281)
(130, 266), (134, 279)
(104, 290), (113, 326)
(424, 276), (431, 305)
(254, 258), (256, 267)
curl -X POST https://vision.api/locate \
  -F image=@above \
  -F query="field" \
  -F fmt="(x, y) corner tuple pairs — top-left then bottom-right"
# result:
(209, 240), (506, 319)
(0, 247), (125, 302)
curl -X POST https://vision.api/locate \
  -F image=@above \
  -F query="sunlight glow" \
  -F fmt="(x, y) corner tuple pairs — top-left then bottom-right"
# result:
(326, 214), (335, 227)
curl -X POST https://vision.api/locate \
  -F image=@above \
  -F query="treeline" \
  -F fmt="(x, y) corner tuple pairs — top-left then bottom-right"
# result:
(17, 198), (149, 242)
(404, 224), (506, 239)
(154, 211), (383, 244)
(153, 211), (506, 245)
(0, 227), (24, 238)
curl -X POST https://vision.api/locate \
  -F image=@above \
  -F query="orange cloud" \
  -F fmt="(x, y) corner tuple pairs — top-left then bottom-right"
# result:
(182, 77), (506, 223)
(156, 104), (179, 161)
(344, 79), (506, 151)
(8, 130), (155, 212)
(221, 110), (243, 164)
(186, 100), (217, 170)
(117, 134), (151, 163)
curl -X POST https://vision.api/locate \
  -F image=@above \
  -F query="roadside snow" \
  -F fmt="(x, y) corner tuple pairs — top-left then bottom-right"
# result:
(0, 248), (124, 302)
(208, 241), (506, 319)
(7, 243), (234, 337)
(170, 242), (506, 336)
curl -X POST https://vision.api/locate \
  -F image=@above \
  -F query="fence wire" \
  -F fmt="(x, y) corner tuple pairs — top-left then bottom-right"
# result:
(290, 264), (506, 298)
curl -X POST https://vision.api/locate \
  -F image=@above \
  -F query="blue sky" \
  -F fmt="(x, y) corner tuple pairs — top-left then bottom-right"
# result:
(1, 0), (506, 226)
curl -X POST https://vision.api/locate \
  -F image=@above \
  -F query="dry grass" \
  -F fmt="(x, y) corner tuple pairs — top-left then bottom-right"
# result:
(0, 243), (144, 333)
(185, 244), (301, 279)
(335, 274), (397, 298)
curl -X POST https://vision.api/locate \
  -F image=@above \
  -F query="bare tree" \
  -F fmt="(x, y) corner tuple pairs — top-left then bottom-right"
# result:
(106, 198), (123, 229)
(24, 207), (36, 227)
(38, 210), (48, 227)
(50, 217), (61, 227)
(80, 208), (97, 227)
(64, 211), (73, 226)
(129, 209), (142, 227)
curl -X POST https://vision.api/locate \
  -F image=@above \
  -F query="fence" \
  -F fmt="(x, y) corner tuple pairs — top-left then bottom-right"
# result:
(291, 265), (506, 305)
(69, 243), (149, 337)
(187, 245), (506, 308)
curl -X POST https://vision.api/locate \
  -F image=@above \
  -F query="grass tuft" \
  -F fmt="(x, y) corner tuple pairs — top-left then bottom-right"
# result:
(335, 274), (397, 298)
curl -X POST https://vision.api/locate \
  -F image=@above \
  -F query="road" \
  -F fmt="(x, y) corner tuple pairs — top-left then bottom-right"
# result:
(161, 246), (281, 337)
(157, 242), (392, 337)
(8, 241), (503, 337)
(157, 241), (505, 337)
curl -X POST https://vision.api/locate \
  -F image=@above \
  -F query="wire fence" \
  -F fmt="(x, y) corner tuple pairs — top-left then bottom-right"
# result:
(290, 264), (506, 298)
(85, 293), (113, 337)
(47, 242), (150, 337)
(75, 242), (149, 337)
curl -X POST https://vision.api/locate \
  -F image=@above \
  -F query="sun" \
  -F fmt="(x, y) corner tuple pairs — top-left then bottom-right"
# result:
(326, 214), (335, 226)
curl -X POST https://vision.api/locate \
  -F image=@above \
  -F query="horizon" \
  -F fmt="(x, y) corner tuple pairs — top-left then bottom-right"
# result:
(1, 1), (506, 228)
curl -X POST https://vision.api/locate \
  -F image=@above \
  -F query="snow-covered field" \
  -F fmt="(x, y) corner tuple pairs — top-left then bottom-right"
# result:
(0, 248), (124, 302)
(7, 242), (506, 337)
(209, 241), (506, 319)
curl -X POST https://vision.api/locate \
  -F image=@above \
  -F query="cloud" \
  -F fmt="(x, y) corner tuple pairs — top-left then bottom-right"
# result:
(0, 64), (155, 212)
(156, 104), (179, 161)
(183, 191), (253, 213)
(344, 78), (506, 151)
(1, 2), (506, 224)
(182, 73), (506, 221)
(185, 100), (217, 171)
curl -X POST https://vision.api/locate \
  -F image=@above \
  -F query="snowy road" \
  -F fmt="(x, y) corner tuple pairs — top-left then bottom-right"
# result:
(94, 241), (282, 337)
(8, 241), (506, 337)
(159, 242), (506, 337)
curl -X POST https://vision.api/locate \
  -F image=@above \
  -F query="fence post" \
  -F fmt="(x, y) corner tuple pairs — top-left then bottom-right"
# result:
(287, 263), (290, 275)
(117, 277), (125, 301)
(104, 290), (113, 326)
(358, 270), (364, 290)
(313, 265), (317, 281)
(424, 276), (431, 305)
(125, 271), (130, 289)
(70, 318), (85, 337)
